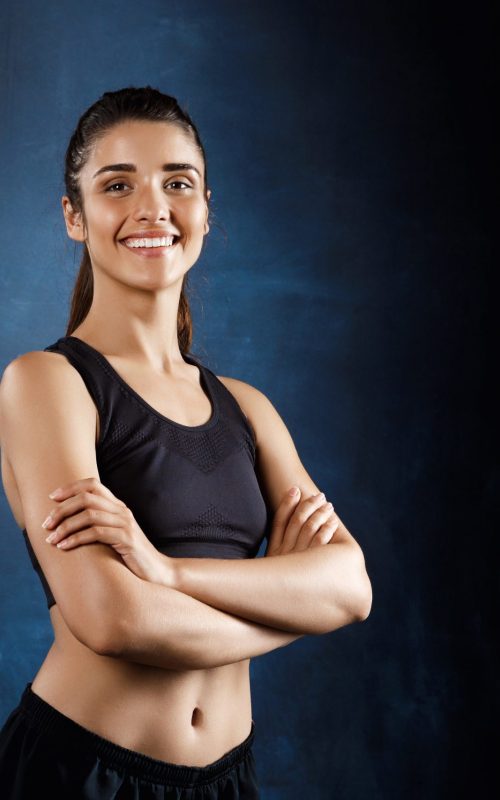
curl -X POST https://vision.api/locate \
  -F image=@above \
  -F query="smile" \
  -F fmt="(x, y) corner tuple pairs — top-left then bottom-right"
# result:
(123, 236), (177, 248)
(120, 235), (181, 258)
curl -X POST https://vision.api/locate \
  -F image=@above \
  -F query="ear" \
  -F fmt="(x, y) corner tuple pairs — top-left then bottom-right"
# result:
(204, 189), (211, 235)
(61, 196), (86, 243)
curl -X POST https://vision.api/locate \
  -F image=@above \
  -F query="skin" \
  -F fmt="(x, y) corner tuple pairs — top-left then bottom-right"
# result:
(0, 120), (372, 767)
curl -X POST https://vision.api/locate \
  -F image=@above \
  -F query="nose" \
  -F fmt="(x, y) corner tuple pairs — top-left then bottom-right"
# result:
(132, 180), (171, 222)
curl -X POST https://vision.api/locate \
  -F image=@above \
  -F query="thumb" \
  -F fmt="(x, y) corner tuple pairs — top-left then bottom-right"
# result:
(270, 486), (301, 532)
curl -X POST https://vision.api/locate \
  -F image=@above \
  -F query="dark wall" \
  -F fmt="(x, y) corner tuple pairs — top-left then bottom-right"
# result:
(0, 1), (495, 797)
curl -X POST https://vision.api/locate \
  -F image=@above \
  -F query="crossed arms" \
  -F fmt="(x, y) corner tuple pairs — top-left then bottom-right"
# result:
(1, 356), (372, 671)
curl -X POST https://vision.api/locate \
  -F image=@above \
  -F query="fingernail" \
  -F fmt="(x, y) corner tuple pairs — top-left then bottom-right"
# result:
(41, 515), (52, 529)
(289, 486), (299, 496)
(49, 488), (63, 499)
(45, 532), (57, 543)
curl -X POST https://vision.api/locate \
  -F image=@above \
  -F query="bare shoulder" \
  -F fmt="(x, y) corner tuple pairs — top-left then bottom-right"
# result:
(0, 349), (98, 449)
(2, 347), (82, 382)
(2, 348), (82, 395)
(215, 375), (272, 445)
(216, 374), (263, 402)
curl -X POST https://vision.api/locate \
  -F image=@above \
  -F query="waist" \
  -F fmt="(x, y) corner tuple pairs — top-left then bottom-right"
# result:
(32, 640), (252, 765)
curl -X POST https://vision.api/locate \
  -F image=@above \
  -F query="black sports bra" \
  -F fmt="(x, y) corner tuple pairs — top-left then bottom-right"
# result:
(21, 336), (272, 609)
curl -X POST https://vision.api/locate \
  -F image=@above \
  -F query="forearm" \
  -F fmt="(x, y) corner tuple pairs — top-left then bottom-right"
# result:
(113, 578), (305, 670)
(160, 535), (369, 635)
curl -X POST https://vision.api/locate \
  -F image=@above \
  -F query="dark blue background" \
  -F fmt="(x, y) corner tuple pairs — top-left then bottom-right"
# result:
(0, 1), (495, 797)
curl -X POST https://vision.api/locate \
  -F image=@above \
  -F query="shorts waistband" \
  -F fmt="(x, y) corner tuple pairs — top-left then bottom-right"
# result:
(18, 682), (255, 786)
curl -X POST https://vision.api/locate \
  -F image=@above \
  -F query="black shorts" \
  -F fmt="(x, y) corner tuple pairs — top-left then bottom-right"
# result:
(0, 682), (260, 799)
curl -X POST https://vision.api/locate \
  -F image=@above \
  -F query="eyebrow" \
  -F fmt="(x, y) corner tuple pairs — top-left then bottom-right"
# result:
(92, 162), (202, 180)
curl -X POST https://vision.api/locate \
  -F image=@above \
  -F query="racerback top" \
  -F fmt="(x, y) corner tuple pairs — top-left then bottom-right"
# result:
(21, 336), (272, 610)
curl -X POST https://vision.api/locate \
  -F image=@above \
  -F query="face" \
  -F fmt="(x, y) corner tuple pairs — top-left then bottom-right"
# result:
(62, 120), (210, 290)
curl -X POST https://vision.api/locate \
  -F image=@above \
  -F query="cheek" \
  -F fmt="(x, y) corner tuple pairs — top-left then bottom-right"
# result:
(183, 198), (207, 231)
(87, 205), (121, 241)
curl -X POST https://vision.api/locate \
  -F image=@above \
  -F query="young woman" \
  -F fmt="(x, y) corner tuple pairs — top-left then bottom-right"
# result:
(0, 86), (372, 798)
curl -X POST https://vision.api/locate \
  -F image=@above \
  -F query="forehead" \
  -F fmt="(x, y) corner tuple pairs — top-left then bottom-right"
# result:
(85, 120), (202, 171)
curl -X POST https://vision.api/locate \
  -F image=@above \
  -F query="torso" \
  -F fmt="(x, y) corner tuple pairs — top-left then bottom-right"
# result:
(1, 339), (256, 767)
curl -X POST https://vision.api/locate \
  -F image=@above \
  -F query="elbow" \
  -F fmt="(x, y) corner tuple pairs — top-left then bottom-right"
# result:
(348, 543), (372, 622)
(354, 567), (373, 622)
(315, 543), (373, 633)
(356, 580), (373, 621)
(93, 622), (125, 658)
(55, 601), (124, 658)
(86, 605), (129, 658)
(342, 547), (373, 625)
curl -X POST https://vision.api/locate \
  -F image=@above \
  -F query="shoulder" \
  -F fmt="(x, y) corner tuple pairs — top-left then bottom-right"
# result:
(215, 375), (282, 448)
(1, 351), (62, 410)
(1, 347), (96, 391)
(2, 348), (77, 385)
(1, 348), (95, 412)
(0, 350), (97, 448)
(216, 374), (266, 406)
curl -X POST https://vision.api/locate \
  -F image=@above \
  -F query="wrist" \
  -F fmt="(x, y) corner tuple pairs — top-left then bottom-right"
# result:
(153, 552), (179, 590)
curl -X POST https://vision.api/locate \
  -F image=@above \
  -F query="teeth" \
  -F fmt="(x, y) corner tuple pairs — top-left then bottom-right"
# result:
(124, 236), (175, 248)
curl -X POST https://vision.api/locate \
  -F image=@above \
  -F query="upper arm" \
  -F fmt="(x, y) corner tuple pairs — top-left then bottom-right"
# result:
(218, 376), (364, 555)
(0, 351), (136, 654)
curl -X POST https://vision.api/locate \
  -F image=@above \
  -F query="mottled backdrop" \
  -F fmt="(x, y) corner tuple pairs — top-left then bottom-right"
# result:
(0, 1), (495, 798)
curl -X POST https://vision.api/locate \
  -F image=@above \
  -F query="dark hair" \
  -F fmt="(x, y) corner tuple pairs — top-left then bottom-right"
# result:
(63, 85), (210, 354)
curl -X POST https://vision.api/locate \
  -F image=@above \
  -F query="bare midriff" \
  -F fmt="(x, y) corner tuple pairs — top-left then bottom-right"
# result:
(31, 605), (252, 767)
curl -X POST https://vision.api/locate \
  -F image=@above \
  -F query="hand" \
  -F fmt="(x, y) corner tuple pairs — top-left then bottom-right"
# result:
(265, 487), (339, 556)
(43, 476), (173, 584)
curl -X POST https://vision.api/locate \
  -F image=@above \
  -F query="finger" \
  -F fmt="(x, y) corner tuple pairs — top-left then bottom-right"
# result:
(308, 515), (340, 547)
(45, 508), (127, 547)
(295, 502), (337, 549)
(268, 487), (302, 540)
(48, 476), (103, 500)
(280, 492), (330, 554)
(53, 525), (121, 550)
(48, 477), (127, 507)
(42, 491), (125, 532)
(293, 503), (340, 552)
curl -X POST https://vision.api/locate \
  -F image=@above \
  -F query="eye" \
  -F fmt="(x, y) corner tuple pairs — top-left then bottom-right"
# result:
(166, 180), (192, 190)
(105, 181), (129, 193)
(104, 179), (192, 193)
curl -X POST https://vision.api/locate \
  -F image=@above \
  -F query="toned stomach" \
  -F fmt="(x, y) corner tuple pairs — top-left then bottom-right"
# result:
(31, 604), (253, 767)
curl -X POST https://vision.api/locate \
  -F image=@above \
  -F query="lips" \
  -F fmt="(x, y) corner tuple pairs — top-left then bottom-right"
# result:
(120, 229), (181, 241)
(119, 236), (180, 258)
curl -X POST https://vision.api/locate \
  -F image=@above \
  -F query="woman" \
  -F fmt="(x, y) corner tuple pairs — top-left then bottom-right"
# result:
(0, 86), (372, 798)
